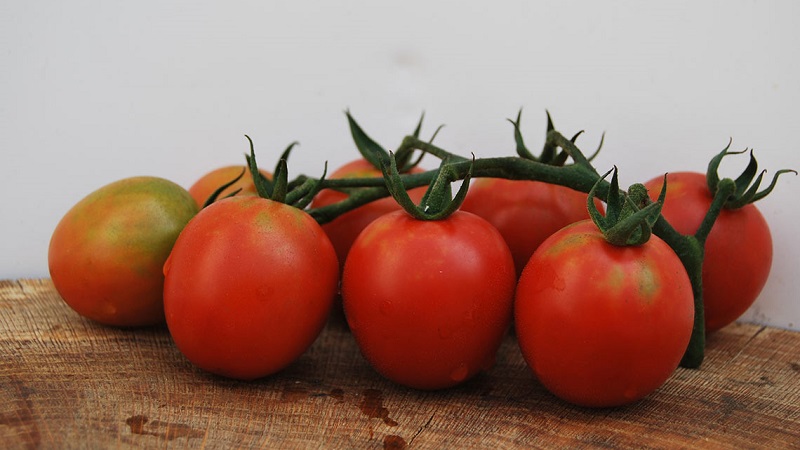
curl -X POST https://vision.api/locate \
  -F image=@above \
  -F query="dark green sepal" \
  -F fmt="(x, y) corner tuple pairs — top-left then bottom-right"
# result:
(244, 135), (305, 204)
(508, 108), (537, 161)
(411, 111), (425, 139)
(346, 110), (392, 169)
(346, 110), (427, 173)
(245, 135), (274, 199)
(588, 167), (666, 246)
(201, 168), (246, 208)
(271, 158), (289, 203)
(510, 109), (604, 166)
(276, 141), (298, 171)
(706, 141), (797, 209)
(381, 152), (473, 221)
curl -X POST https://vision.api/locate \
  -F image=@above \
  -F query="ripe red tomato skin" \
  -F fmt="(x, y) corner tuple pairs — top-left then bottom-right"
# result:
(188, 165), (272, 208)
(342, 210), (516, 390)
(644, 172), (772, 332)
(311, 159), (426, 269)
(163, 196), (339, 381)
(48, 176), (198, 327)
(515, 220), (694, 408)
(460, 178), (602, 277)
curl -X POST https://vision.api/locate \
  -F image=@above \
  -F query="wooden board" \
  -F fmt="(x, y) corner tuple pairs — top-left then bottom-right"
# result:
(1, 279), (799, 449)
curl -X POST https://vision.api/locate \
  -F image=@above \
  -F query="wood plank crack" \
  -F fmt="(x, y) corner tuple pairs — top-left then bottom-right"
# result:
(408, 413), (435, 447)
(731, 325), (768, 362)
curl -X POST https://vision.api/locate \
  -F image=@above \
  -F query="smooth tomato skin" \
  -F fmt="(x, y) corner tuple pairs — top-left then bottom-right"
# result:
(515, 220), (694, 408)
(188, 165), (272, 208)
(48, 176), (198, 327)
(460, 178), (602, 277)
(644, 172), (772, 332)
(311, 159), (426, 270)
(163, 196), (339, 380)
(342, 210), (516, 390)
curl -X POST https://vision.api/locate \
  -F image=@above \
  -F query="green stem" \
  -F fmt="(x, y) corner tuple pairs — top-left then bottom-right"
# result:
(396, 135), (468, 164)
(651, 177), (737, 368)
(696, 178), (736, 242)
(307, 154), (610, 224)
(653, 217), (706, 368)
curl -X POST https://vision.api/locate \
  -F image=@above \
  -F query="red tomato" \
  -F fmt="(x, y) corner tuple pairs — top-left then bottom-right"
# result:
(48, 177), (198, 327)
(162, 196), (339, 380)
(460, 178), (602, 277)
(644, 172), (772, 332)
(188, 165), (272, 208)
(515, 220), (694, 407)
(311, 159), (426, 270)
(342, 210), (516, 390)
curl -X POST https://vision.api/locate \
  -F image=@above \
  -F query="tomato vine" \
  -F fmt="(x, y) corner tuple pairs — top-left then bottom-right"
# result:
(247, 111), (794, 369)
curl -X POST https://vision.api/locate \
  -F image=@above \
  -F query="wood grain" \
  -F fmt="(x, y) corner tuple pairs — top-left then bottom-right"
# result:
(1, 279), (799, 449)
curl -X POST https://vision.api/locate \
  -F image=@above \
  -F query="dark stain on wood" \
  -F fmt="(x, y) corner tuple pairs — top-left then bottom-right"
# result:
(383, 434), (407, 449)
(329, 388), (345, 402)
(0, 377), (41, 450)
(125, 415), (204, 441)
(359, 389), (398, 426)
(281, 382), (309, 402)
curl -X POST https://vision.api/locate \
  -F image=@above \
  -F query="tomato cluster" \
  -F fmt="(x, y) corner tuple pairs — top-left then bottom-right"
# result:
(48, 113), (788, 408)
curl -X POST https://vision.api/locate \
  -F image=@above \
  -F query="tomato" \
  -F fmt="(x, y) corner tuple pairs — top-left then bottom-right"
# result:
(162, 196), (339, 380)
(188, 165), (272, 208)
(460, 178), (602, 277)
(342, 210), (516, 390)
(644, 172), (772, 332)
(311, 159), (426, 271)
(515, 220), (694, 407)
(48, 176), (198, 327)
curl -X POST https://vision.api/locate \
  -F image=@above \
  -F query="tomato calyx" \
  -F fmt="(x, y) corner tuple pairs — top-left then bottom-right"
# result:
(382, 152), (474, 221)
(706, 140), (796, 210)
(200, 167), (247, 208)
(588, 167), (666, 246)
(510, 109), (604, 166)
(347, 110), (428, 173)
(244, 135), (328, 209)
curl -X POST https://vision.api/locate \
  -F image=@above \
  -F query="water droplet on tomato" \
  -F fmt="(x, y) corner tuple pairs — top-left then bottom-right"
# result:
(379, 300), (393, 316)
(449, 363), (469, 382)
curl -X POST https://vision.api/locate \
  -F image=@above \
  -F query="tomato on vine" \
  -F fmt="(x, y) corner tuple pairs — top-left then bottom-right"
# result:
(643, 146), (794, 333)
(515, 169), (694, 407)
(342, 155), (516, 390)
(163, 140), (339, 380)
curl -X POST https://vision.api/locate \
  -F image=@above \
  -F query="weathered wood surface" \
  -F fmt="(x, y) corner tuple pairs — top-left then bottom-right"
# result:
(1, 279), (799, 449)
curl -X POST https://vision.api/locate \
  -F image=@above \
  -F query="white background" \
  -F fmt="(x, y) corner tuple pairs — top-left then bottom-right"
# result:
(2, 1), (798, 330)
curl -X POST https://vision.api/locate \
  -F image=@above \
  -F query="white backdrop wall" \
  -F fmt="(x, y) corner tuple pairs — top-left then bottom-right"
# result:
(2, 1), (798, 330)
